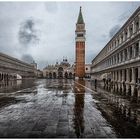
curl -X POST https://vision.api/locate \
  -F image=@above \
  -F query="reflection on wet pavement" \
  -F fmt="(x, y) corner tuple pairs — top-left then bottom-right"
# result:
(0, 79), (139, 138)
(87, 80), (140, 138)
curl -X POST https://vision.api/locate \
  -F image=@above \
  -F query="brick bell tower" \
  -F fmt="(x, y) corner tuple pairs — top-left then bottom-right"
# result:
(75, 6), (86, 79)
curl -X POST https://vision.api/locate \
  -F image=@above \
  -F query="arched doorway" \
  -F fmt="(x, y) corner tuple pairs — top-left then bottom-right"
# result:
(49, 73), (52, 79)
(65, 72), (68, 79)
(53, 72), (56, 79)
(58, 67), (63, 79)
(69, 72), (72, 79)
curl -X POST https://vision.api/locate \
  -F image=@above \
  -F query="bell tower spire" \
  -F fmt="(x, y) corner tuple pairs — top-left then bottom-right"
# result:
(77, 6), (84, 24)
(75, 7), (86, 79)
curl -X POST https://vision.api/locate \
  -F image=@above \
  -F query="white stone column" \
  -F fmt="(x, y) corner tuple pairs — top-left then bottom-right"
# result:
(115, 54), (118, 64)
(119, 53), (121, 63)
(138, 67), (140, 99)
(122, 32), (125, 42)
(113, 71), (115, 81)
(122, 50), (125, 61)
(127, 27), (130, 38)
(132, 44), (136, 58)
(126, 69), (130, 94)
(112, 56), (114, 65)
(118, 70), (120, 82)
(139, 14), (140, 29)
(112, 71), (114, 81)
(122, 69), (125, 82)
(127, 47), (130, 60)
(138, 67), (140, 81)
(132, 21), (135, 34)
(115, 71), (117, 82)
(138, 40), (140, 56)
(131, 67), (135, 84)
(126, 68), (130, 83)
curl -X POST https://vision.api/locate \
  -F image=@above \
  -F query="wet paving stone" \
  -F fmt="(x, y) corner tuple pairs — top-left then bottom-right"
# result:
(0, 79), (140, 138)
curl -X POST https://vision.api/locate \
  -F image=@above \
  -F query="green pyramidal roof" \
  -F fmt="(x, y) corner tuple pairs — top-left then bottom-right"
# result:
(77, 6), (84, 24)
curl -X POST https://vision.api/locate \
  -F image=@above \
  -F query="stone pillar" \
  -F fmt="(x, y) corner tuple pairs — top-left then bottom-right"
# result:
(112, 71), (114, 82)
(116, 71), (118, 82)
(118, 70), (120, 82)
(121, 69), (124, 93)
(132, 21), (135, 34)
(119, 53), (121, 63)
(116, 55), (118, 64)
(138, 67), (140, 99)
(122, 69), (125, 82)
(130, 67), (135, 97)
(138, 67), (140, 84)
(127, 27), (130, 38)
(117, 70), (121, 92)
(121, 52), (123, 62)
(132, 44), (135, 58)
(126, 69), (130, 94)
(131, 67), (135, 84)
(113, 71), (115, 82)
(139, 15), (140, 29)
(114, 71), (117, 91)
(122, 32), (125, 42)
(113, 56), (114, 65)
(127, 47), (130, 60)
(134, 44), (137, 58)
(139, 41), (140, 57)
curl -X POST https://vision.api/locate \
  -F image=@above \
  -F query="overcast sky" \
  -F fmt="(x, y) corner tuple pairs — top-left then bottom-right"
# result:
(0, 2), (140, 69)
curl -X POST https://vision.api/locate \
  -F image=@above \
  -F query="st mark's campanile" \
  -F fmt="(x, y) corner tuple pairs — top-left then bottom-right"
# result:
(75, 7), (86, 79)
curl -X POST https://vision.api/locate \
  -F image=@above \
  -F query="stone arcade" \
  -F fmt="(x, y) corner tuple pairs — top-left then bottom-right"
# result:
(0, 52), (36, 82)
(91, 7), (140, 99)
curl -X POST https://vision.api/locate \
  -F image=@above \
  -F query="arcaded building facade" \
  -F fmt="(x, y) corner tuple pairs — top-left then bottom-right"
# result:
(43, 59), (74, 79)
(91, 7), (140, 97)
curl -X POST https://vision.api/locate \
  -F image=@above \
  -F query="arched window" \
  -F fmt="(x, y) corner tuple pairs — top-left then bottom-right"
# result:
(129, 25), (133, 36)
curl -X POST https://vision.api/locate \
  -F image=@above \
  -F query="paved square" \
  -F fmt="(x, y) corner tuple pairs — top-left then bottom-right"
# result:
(0, 79), (117, 138)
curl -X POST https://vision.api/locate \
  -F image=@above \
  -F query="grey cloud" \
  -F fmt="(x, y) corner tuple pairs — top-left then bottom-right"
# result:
(18, 18), (39, 46)
(109, 25), (120, 38)
(21, 54), (34, 64)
